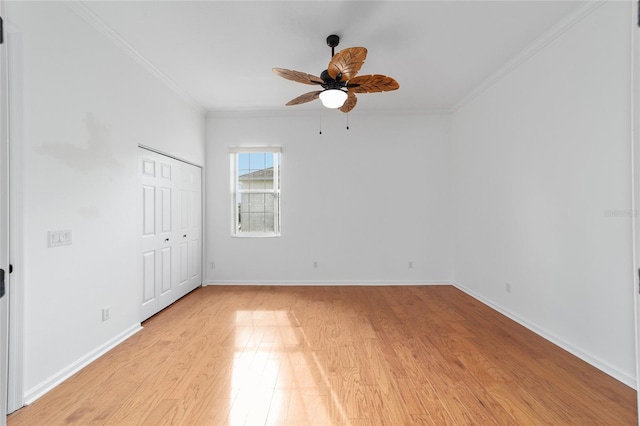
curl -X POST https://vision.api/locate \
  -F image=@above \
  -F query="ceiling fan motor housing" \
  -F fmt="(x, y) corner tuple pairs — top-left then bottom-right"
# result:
(320, 69), (345, 90)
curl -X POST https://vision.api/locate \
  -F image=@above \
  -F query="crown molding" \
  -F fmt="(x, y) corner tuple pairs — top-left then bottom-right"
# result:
(207, 107), (452, 119)
(65, 0), (205, 115)
(63, 0), (604, 118)
(452, 0), (607, 112)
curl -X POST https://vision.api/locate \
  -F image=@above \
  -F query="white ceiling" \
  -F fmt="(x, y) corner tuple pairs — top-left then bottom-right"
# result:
(83, 0), (586, 113)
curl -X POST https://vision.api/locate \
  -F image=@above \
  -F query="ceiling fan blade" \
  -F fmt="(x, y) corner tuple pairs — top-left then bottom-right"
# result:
(327, 47), (367, 82)
(273, 68), (323, 85)
(340, 91), (357, 113)
(285, 91), (322, 106)
(347, 74), (399, 93)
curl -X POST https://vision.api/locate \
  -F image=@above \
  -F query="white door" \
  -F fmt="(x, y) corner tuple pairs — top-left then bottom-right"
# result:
(0, 3), (9, 425)
(140, 149), (201, 321)
(140, 150), (176, 320)
(177, 161), (202, 297)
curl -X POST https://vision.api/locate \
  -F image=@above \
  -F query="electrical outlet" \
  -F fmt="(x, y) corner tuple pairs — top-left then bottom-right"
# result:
(505, 283), (512, 293)
(209, 261), (215, 269)
(102, 306), (110, 322)
(408, 261), (413, 269)
(313, 261), (318, 269)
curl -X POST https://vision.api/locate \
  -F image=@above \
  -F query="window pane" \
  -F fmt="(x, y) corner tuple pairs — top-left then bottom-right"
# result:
(243, 212), (275, 233)
(238, 169), (250, 190)
(249, 152), (265, 170)
(237, 192), (278, 233)
(274, 154), (281, 189)
(246, 212), (265, 232)
(238, 153), (250, 171)
(265, 153), (274, 169)
(264, 213), (275, 232)
(251, 193), (267, 213)
(264, 192), (274, 211)
(252, 170), (266, 189)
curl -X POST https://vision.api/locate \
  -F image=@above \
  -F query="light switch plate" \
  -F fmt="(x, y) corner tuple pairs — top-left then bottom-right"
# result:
(48, 230), (72, 247)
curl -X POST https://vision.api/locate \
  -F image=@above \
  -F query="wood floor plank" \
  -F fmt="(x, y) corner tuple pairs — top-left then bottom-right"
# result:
(7, 285), (637, 425)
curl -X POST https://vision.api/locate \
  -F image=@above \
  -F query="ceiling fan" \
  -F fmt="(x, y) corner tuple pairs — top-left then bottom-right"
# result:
(273, 35), (399, 113)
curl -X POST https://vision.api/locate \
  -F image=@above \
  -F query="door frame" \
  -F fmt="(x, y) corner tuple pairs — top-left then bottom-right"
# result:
(0, 0), (9, 423)
(3, 6), (24, 414)
(633, 0), (640, 414)
(630, 0), (640, 417)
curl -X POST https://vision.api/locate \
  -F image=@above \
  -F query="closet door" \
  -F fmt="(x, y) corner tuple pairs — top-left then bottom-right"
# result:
(168, 159), (202, 302)
(140, 149), (201, 321)
(154, 156), (178, 313)
(140, 151), (172, 320)
(179, 162), (202, 297)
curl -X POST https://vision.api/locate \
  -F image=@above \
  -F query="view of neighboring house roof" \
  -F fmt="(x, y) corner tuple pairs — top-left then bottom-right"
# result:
(239, 166), (278, 181)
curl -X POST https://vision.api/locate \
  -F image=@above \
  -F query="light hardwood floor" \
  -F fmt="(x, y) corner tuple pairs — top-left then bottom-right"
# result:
(7, 285), (638, 425)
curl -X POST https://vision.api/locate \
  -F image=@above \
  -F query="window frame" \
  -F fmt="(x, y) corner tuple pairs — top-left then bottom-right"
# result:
(229, 147), (281, 237)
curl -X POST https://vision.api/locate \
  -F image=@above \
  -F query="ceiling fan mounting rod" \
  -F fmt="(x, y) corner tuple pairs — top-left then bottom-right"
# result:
(326, 34), (340, 57)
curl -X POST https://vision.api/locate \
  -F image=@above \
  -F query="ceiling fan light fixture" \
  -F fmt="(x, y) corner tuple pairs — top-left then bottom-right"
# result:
(319, 89), (348, 109)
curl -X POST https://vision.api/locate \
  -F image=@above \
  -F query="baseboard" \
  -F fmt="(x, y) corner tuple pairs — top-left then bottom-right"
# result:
(204, 280), (451, 286)
(453, 282), (636, 389)
(24, 323), (143, 404)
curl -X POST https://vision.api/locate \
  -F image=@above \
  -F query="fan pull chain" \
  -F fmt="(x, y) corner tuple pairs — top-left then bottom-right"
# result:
(319, 110), (323, 135)
(346, 113), (349, 130)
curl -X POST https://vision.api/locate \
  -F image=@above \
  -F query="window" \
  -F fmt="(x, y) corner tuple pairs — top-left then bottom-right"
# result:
(230, 148), (281, 237)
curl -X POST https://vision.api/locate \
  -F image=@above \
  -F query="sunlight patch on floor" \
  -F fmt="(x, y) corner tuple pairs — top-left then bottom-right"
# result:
(228, 310), (347, 425)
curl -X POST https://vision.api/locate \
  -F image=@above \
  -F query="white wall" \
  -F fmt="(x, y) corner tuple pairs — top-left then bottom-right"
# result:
(451, 2), (634, 386)
(6, 1), (205, 401)
(206, 112), (452, 284)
